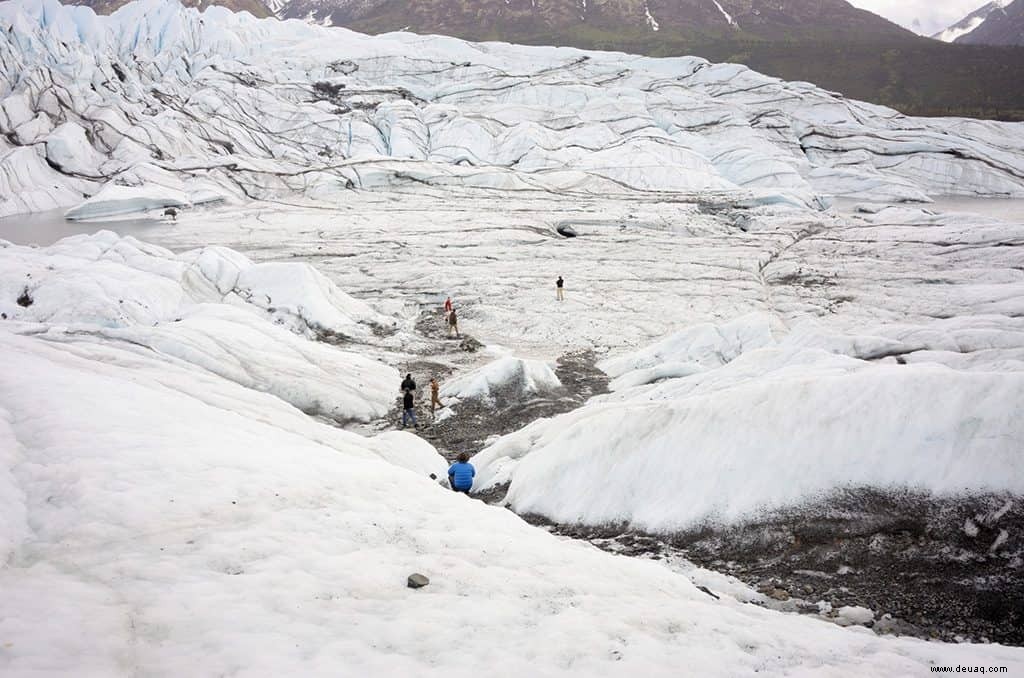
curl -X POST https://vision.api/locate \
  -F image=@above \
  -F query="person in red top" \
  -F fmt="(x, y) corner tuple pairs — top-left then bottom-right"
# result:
(443, 297), (453, 325)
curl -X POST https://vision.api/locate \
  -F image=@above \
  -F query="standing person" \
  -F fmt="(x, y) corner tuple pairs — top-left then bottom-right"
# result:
(556, 275), (564, 301)
(401, 388), (418, 429)
(447, 452), (475, 494)
(430, 377), (443, 416)
(444, 296), (453, 321)
(448, 307), (460, 338)
(401, 373), (416, 394)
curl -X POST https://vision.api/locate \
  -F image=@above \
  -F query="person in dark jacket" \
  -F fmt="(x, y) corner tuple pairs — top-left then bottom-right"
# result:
(556, 276), (564, 301)
(401, 389), (418, 429)
(401, 373), (416, 393)
(447, 452), (475, 494)
(448, 307), (460, 338)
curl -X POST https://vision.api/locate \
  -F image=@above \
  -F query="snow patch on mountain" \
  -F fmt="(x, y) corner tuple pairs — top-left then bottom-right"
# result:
(712, 0), (737, 27)
(932, 0), (1007, 42)
(643, 1), (659, 31)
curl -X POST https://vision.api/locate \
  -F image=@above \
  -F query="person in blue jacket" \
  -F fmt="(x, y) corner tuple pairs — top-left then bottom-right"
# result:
(448, 453), (475, 494)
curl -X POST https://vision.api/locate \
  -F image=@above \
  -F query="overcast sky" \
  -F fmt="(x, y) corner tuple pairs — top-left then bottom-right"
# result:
(846, 0), (991, 35)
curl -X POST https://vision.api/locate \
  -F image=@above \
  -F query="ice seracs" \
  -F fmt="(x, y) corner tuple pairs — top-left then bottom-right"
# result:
(2, 0), (1024, 221)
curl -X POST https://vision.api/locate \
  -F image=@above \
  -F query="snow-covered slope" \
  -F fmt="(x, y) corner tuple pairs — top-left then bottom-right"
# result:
(957, 0), (1024, 45)
(474, 306), (1024, 532)
(2, 0), (1024, 221)
(3, 237), (1023, 675)
(0, 231), (397, 422)
(932, 0), (1006, 42)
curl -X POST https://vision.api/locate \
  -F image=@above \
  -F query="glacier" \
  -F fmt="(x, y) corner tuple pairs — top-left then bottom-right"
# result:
(1, 0), (1024, 672)
(2, 0), (1024, 220)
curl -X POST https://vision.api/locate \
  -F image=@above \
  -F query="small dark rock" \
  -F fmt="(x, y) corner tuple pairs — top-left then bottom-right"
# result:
(556, 224), (578, 238)
(408, 573), (430, 589)
(16, 288), (32, 307)
(696, 585), (720, 600)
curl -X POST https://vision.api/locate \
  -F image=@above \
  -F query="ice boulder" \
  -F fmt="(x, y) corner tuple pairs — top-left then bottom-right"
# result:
(64, 183), (190, 220)
(440, 356), (561, 404)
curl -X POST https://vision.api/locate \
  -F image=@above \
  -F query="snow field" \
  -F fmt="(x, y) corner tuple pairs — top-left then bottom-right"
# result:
(2, 326), (1023, 676)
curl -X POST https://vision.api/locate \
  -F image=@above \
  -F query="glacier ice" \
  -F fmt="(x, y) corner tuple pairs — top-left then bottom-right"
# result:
(2, 0), (1024, 220)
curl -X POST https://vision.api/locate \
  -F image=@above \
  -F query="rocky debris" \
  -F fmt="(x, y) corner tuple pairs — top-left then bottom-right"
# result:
(523, 490), (1024, 645)
(407, 573), (430, 589)
(16, 287), (33, 307)
(415, 349), (609, 463)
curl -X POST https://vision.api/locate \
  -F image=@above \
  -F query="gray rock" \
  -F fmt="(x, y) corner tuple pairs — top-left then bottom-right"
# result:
(407, 573), (430, 589)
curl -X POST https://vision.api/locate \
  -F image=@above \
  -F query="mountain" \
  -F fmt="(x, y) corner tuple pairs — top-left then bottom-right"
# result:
(957, 0), (1024, 45)
(62, 0), (272, 17)
(275, 0), (915, 43)
(932, 0), (1007, 42)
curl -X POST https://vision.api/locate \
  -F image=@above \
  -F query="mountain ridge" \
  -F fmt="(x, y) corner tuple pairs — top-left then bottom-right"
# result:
(932, 0), (1006, 43)
(956, 0), (1024, 45)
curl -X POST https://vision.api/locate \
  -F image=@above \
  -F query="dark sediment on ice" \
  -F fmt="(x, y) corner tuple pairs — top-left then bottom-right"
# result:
(389, 308), (609, 462)
(524, 490), (1024, 646)
(407, 348), (608, 462)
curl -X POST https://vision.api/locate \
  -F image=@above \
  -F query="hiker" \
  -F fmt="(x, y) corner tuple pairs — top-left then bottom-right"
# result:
(556, 275), (564, 301)
(401, 373), (416, 393)
(444, 296), (453, 320)
(447, 452), (475, 494)
(448, 307), (460, 338)
(430, 377), (443, 415)
(401, 388), (418, 429)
